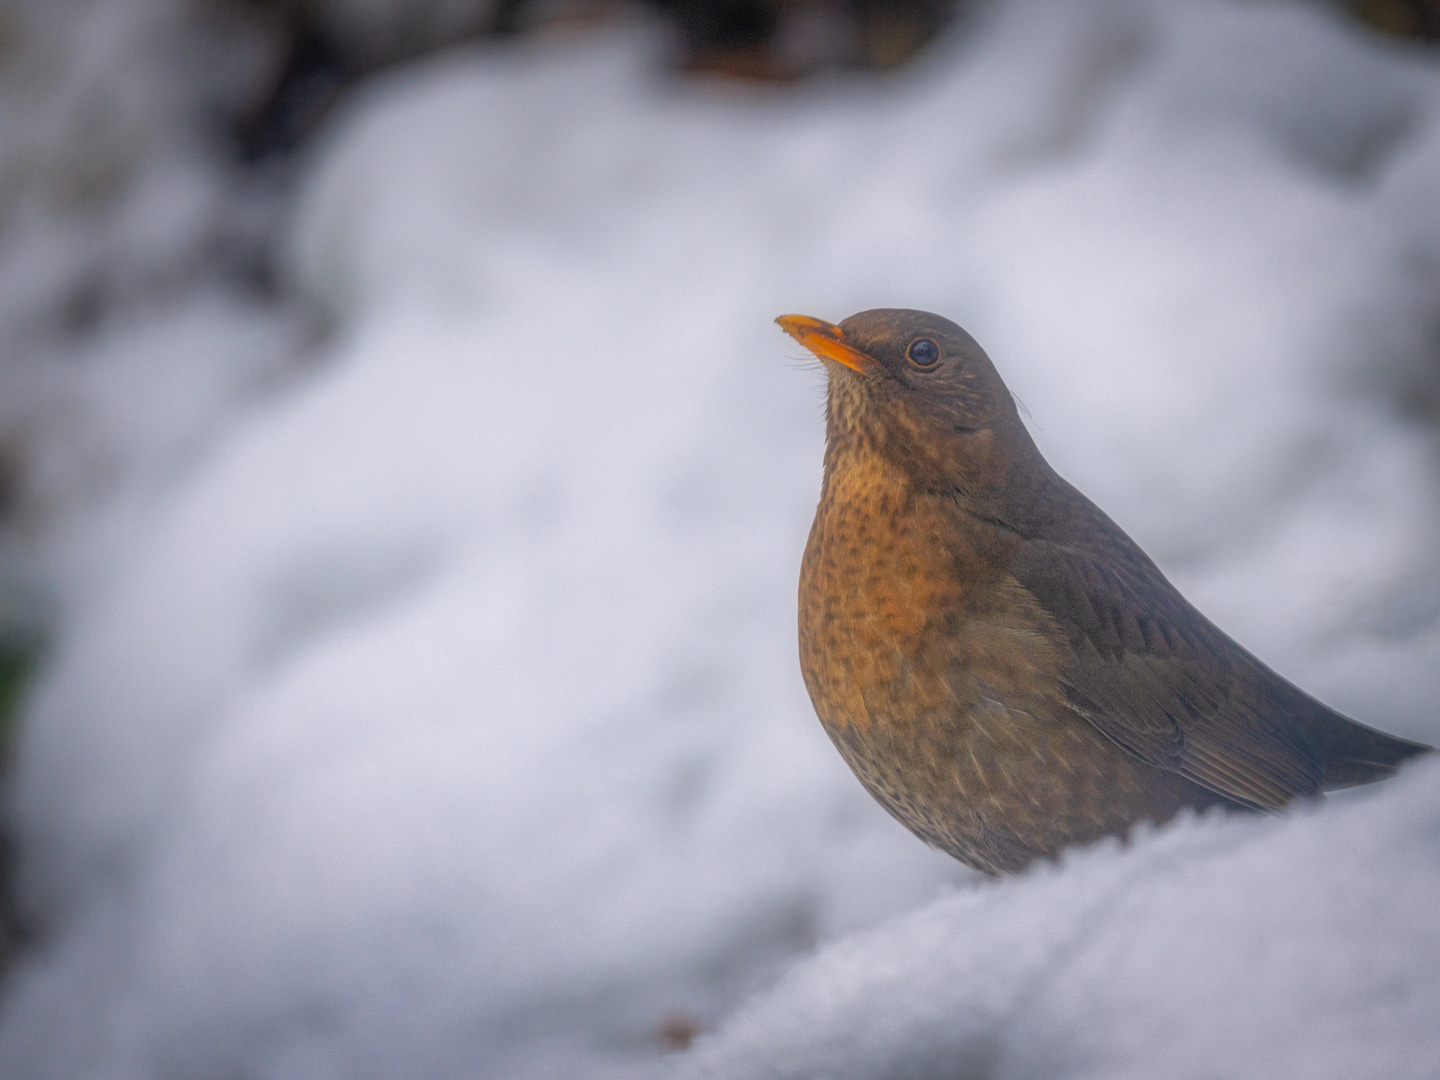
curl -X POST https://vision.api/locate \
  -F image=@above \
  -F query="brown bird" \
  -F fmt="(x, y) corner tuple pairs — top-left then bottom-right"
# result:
(779, 308), (1431, 875)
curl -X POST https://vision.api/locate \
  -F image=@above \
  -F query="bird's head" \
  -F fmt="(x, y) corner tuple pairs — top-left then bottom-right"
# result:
(777, 308), (1041, 506)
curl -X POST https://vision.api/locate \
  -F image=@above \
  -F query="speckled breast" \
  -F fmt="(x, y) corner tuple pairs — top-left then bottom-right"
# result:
(797, 456), (1211, 873)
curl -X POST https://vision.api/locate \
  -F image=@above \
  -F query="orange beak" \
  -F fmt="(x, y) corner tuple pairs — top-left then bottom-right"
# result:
(775, 314), (879, 377)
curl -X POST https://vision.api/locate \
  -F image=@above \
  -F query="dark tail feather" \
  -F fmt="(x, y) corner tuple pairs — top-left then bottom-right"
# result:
(1305, 704), (1433, 790)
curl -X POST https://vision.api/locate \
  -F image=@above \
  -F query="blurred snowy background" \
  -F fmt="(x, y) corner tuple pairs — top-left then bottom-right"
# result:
(0, 0), (1438, 1077)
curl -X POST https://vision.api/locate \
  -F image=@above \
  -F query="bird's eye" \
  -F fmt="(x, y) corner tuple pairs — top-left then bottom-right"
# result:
(907, 338), (940, 368)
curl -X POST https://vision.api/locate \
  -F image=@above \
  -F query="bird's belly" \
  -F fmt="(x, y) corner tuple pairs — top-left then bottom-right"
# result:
(821, 693), (1213, 873)
(798, 492), (1212, 873)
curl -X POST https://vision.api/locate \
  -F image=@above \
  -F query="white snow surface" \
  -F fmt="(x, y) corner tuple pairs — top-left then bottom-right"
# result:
(3, 1), (1440, 1078)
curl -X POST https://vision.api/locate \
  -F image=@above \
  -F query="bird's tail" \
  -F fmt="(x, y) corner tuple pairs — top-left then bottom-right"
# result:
(1305, 704), (1433, 790)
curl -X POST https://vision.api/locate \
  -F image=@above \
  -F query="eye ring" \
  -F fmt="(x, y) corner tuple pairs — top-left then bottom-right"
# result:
(906, 338), (940, 368)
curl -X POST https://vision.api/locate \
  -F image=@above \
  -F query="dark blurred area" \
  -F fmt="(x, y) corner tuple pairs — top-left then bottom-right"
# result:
(1354, 0), (1440, 39)
(225, 0), (1440, 162)
(230, 0), (965, 162)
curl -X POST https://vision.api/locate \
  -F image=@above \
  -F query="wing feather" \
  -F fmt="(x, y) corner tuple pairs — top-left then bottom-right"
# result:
(1009, 536), (1324, 808)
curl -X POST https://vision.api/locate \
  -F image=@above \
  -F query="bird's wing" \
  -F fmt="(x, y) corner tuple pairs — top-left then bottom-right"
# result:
(1007, 537), (1324, 808)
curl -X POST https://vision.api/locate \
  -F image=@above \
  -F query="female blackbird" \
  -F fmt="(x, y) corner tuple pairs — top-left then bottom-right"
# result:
(779, 308), (1430, 875)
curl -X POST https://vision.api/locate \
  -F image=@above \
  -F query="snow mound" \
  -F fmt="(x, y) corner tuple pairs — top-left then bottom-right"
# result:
(676, 763), (1440, 1080)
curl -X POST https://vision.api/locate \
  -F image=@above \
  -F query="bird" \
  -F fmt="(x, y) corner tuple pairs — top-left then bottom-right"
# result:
(778, 308), (1431, 875)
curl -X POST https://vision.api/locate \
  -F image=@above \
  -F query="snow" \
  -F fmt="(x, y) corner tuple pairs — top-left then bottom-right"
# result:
(677, 769), (1440, 1080)
(1, 0), (1438, 1078)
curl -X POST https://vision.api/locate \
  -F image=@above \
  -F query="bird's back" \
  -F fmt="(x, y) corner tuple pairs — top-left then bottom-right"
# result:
(1003, 469), (1431, 805)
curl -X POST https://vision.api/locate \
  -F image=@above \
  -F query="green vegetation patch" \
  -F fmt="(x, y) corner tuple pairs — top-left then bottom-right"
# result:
(0, 637), (38, 769)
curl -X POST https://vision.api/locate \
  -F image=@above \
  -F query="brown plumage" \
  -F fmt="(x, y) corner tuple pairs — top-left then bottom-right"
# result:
(779, 308), (1431, 875)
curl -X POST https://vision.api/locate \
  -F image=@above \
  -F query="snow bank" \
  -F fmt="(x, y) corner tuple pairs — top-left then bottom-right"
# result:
(677, 763), (1440, 1080)
(1, 1), (1437, 1078)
